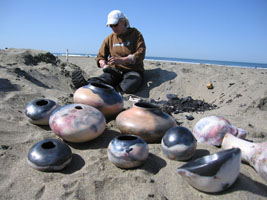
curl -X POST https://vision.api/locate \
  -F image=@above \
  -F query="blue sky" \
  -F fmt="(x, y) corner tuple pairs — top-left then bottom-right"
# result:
(1, 0), (266, 63)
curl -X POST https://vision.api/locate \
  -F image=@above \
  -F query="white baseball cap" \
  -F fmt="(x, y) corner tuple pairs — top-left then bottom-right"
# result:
(106, 10), (126, 26)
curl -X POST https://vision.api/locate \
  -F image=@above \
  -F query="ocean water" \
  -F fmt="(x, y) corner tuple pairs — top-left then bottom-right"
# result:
(53, 53), (267, 69)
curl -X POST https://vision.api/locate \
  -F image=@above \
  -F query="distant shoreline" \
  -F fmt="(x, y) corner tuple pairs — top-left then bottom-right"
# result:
(54, 52), (267, 69)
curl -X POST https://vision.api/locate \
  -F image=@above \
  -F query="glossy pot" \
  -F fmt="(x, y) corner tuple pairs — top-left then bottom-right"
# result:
(25, 98), (58, 125)
(49, 104), (106, 143)
(193, 116), (247, 146)
(108, 135), (149, 169)
(161, 126), (197, 161)
(222, 133), (267, 182)
(73, 82), (123, 118)
(177, 148), (241, 193)
(27, 138), (72, 171)
(116, 102), (177, 143)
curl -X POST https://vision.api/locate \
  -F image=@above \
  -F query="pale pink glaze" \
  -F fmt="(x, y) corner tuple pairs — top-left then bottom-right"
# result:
(193, 116), (247, 146)
(222, 133), (267, 183)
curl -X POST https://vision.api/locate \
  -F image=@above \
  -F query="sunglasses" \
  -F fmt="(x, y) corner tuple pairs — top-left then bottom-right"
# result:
(110, 23), (118, 28)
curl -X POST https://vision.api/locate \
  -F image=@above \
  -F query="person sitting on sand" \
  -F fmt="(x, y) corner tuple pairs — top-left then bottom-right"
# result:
(72, 10), (146, 94)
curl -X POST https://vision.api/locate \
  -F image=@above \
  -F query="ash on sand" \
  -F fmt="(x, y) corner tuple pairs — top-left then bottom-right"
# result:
(124, 94), (218, 116)
(152, 94), (217, 115)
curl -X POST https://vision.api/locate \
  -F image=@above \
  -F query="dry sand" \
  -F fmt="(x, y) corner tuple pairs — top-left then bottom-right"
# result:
(0, 48), (266, 200)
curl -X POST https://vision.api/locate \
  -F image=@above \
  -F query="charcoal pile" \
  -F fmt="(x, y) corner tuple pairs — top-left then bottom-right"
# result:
(151, 94), (218, 115)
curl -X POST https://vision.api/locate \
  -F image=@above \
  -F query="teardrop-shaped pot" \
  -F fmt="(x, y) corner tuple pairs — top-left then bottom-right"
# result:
(116, 102), (177, 143)
(25, 98), (58, 125)
(73, 82), (123, 118)
(177, 148), (241, 193)
(27, 138), (72, 171)
(108, 135), (149, 169)
(49, 104), (106, 143)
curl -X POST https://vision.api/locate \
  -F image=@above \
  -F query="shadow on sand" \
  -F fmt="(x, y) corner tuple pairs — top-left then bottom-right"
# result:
(135, 68), (177, 98)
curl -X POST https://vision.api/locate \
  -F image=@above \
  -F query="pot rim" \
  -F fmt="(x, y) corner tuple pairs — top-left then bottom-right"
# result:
(177, 148), (240, 175)
(133, 102), (161, 110)
(116, 135), (139, 141)
(86, 82), (114, 91)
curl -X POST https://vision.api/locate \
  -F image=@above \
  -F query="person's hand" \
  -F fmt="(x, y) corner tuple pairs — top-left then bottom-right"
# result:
(99, 60), (110, 68)
(108, 56), (126, 65)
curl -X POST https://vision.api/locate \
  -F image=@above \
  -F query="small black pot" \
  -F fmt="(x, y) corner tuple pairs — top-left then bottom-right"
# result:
(27, 138), (72, 171)
(25, 98), (58, 125)
(161, 126), (197, 161)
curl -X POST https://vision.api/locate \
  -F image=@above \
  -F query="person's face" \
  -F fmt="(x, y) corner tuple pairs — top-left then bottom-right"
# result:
(110, 20), (126, 35)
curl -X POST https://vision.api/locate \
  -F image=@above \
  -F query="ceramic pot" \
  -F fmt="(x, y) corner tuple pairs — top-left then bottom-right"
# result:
(177, 148), (241, 193)
(161, 126), (197, 161)
(73, 82), (123, 118)
(116, 102), (177, 143)
(108, 135), (149, 169)
(27, 138), (72, 171)
(25, 98), (58, 125)
(49, 104), (106, 143)
(222, 133), (267, 182)
(193, 116), (247, 146)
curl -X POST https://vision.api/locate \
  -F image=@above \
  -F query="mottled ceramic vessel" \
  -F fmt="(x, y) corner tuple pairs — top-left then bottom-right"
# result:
(222, 133), (267, 183)
(161, 126), (197, 161)
(27, 138), (72, 171)
(108, 135), (149, 169)
(25, 98), (58, 125)
(116, 102), (177, 143)
(177, 148), (241, 193)
(73, 82), (123, 118)
(193, 116), (247, 146)
(49, 104), (106, 143)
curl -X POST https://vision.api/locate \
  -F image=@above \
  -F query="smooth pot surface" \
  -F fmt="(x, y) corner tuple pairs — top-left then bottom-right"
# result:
(108, 135), (149, 169)
(161, 126), (197, 161)
(73, 82), (123, 118)
(49, 104), (106, 143)
(27, 138), (72, 171)
(177, 148), (241, 193)
(25, 98), (58, 125)
(116, 102), (177, 143)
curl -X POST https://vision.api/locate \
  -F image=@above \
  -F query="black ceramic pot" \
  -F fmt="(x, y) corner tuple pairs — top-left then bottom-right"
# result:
(161, 126), (197, 161)
(177, 148), (241, 193)
(73, 82), (123, 118)
(27, 138), (72, 171)
(25, 98), (58, 125)
(108, 135), (149, 169)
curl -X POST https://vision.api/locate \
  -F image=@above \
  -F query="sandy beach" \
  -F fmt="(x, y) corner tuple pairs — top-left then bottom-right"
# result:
(0, 48), (266, 200)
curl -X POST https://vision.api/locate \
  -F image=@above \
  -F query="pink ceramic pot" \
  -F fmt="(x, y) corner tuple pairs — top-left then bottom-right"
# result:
(73, 82), (123, 118)
(193, 116), (247, 146)
(116, 102), (177, 143)
(49, 104), (106, 143)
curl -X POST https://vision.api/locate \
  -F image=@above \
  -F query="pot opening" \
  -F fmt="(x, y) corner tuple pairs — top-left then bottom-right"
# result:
(134, 102), (159, 109)
(36, 100), (48, 106)
(117, 135), (138, 141)
(75, 106), (83, 110)
(42, 141), (56, 149)
(90, 82), (112, 90)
